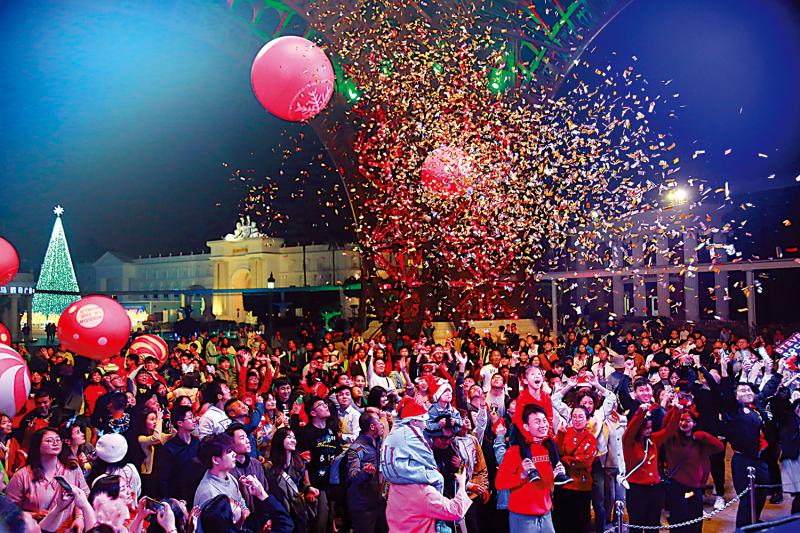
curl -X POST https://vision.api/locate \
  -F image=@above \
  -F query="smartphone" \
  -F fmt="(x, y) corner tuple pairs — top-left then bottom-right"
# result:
(54, 476), (73, 496)
(143, 497), (163, 513)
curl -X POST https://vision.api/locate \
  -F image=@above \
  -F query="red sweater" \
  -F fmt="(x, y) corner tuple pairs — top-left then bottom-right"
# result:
(495, 443), (554, 516)
(512, 388), (555, 442)
(622, 406), (678, 485)
(555, 427), (597, 492)
(662, 431), (724, 488)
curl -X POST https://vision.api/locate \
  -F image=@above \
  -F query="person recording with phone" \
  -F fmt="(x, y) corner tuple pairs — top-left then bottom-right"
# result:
(6, 428), (90, 531)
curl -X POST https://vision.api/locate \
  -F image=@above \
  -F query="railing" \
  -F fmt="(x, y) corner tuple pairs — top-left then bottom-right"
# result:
(605, 466), (770, 532)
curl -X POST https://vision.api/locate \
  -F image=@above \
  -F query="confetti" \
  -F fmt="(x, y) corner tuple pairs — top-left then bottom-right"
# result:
(234, 1), (733, 319)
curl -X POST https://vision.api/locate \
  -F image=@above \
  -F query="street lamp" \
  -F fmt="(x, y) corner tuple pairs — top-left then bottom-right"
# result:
(267, 272), (275, 340)
(665, 187), (689, 206)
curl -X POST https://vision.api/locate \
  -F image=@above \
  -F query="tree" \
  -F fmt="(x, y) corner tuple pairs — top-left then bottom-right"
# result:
(31, 206), (80, 325)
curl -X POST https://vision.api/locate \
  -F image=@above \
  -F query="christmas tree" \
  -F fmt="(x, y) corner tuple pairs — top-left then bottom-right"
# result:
(31, 206), (80, 325)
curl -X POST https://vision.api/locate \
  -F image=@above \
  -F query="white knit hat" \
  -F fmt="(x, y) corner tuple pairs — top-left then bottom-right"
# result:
(95, 433), (128, 464)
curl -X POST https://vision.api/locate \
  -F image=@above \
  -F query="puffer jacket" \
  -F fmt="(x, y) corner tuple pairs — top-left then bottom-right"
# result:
(380, 421), (444, 492)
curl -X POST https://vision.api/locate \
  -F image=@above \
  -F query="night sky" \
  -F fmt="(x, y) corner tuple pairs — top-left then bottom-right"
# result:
(2, 0), (800, 272)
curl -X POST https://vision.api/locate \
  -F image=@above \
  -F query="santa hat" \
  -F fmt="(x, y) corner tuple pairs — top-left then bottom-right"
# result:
(397, 396), (428, 421)
(426, 376), (452, 403)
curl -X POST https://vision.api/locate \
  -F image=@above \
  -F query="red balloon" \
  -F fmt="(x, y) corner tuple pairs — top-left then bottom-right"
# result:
(0, 237), (20, 287)
(57, 296), (131, 360)
(251, 36), (335, 122)
(0, 344), (31, 416)
(420, 146), (474, 196)
(0, 322), (10, 345)
(129, 334), (169, 367)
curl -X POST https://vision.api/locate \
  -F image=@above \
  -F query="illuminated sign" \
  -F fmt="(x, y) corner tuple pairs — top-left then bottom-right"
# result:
(0, 286), (35, 295)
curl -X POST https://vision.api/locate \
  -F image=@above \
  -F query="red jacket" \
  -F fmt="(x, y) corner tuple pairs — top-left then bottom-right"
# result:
(84, 383), (108, 416)
(495, 443), (554, 516)
(662, 431), (724, 488)
(622, 406), (678, 485)
(512, 388), (554, 442)
(555, 427), (597, 492)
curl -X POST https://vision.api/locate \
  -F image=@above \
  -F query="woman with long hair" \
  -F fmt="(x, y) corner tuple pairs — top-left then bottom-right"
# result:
(267, 427), (317, 532)
(253, 392), (281, 455)
(661, 405), (724, 533)
(5, 428), (89, 529)
(125, 405), (167, 498)
(89, 433), (142, 501)
(622, 405), (679, 533)
(89, 474), (152, 533)
(366, 386), (393, 436)
(0, 413), (25, 481)
(59, 418), (94, 478)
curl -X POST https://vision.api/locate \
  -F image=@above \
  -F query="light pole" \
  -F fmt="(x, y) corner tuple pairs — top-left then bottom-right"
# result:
(267, 272), (275, 341)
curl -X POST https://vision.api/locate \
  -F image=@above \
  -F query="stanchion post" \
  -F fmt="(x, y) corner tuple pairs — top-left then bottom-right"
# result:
(615, 500), (625, 533)
(747, 465), (756, 525)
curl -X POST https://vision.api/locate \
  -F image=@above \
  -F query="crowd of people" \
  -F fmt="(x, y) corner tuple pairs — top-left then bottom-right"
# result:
(0, 318), (799, 533)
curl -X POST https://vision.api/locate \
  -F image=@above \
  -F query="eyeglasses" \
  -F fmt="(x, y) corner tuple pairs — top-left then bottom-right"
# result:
(43, 437), (61, 444)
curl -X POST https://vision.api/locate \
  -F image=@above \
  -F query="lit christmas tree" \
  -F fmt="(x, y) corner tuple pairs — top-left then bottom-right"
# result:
(31, 206), (80, 325)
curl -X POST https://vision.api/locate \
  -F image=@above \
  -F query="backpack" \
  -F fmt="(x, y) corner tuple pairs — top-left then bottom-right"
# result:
(328, 444), (365, 503)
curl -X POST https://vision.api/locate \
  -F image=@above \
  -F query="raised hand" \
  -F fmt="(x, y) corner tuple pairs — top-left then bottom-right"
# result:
(455, 351), (468, 371)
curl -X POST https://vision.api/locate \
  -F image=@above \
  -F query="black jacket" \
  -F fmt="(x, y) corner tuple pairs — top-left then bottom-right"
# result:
(773, 388), (800, 460)
(157, 434), (202, 504)
(720, 374), (781, 459)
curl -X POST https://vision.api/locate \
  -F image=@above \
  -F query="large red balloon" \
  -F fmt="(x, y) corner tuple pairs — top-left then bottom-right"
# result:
(57, 296), (131, 360)
(0, 237), (20, 287)
(420, 146), (475, 196)
(251, 36), (335, 122)
(129, 334), (169, 367)
(0, 344), (31, 416)
(0, 323), (10, 345)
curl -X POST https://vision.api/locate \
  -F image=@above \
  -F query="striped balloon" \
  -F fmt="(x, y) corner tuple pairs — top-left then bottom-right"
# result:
(0, 344), (31, 416)
(0, 322), (10, 345)
(129, 334), (169, 366)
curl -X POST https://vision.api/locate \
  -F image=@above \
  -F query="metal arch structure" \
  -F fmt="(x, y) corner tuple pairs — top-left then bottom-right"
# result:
(228, 0), (633, 98)
(228, 0), (634, 321)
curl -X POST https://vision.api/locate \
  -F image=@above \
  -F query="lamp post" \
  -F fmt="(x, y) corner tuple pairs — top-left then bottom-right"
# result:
(267, 272), (275, 341)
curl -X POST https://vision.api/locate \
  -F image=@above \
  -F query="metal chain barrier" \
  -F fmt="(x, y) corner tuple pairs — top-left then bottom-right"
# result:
(603, 484), (752, 533)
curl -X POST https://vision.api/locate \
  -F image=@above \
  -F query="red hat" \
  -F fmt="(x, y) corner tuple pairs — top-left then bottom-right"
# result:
(425, 376), (452, 403)
(397, 396), (428, 421)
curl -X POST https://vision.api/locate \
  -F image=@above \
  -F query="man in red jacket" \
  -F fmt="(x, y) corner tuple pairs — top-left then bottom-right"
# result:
(496, 404), (566, 532)
(511, 365), (572, 485)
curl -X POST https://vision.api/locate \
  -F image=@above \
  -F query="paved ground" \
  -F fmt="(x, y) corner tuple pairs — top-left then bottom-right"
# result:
(607, 448), (794, 532)
(703, 457), (792, 533)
